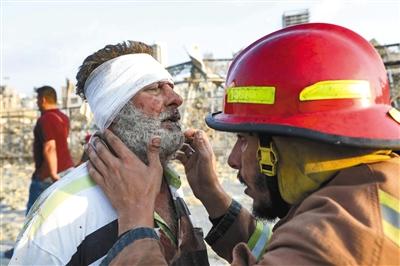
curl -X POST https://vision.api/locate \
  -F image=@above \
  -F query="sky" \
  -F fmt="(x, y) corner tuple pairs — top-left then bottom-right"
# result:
(1, 0), (400, 97)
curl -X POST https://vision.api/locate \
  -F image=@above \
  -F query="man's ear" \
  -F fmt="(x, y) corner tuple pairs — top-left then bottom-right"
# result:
(36, 97), (44, 109)
(41, 97), (50, 106)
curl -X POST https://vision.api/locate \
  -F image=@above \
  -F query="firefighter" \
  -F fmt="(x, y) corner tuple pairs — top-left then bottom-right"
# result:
(88, 23), (399, 265)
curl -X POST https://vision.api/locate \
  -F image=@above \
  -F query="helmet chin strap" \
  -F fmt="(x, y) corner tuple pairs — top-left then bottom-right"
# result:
(257, 136), (279, 177)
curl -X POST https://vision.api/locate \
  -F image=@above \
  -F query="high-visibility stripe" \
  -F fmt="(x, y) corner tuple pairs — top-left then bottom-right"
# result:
(299, 80), (370, 101)
(252, 224), (270, 261)
(248, 220), (271, 261)
(379, 190), (400, 213)
(227, 86), (275, 104)
(378, 190), (400, 246)
(382, 220), (400, 246)
(381, 204), (400, 228)
(388, 108), (400, 124)
(29, 175), (96, 237)
(248, 220), (264, 250)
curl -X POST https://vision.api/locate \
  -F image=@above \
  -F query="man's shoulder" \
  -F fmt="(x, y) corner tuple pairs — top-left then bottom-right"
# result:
(366, 156), (400, 178)
(20, 163), (117, 245)
(40, 109), (69, 122)
(367, 156), (400, 201)
(273, 158), (400, 266)
(48, 163), (102, 200)
(14, 163), (118, 265)
(31, 163), (113, 218)
(284, 158), (399, 233)
(321, 156), (399, 188)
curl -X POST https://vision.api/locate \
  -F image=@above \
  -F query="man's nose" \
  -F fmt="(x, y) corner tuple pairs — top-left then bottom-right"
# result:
(227, 141), (241, 170)
(170, 90), (183, 107)
(165, 85), (183, 107)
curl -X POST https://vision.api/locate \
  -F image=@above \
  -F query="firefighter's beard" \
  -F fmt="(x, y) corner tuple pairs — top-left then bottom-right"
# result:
(252, 172), (290, 221)
(111, 103), (184, 166)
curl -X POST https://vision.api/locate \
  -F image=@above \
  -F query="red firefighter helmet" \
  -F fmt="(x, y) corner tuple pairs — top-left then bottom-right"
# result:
(206, 23), (400, 149)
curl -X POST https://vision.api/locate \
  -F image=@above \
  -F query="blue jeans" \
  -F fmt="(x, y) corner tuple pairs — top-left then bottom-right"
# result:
(26, 175), (52, 215)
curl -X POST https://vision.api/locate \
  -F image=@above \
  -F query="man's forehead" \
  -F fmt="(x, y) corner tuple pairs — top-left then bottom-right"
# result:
(143, 80), (173, 89)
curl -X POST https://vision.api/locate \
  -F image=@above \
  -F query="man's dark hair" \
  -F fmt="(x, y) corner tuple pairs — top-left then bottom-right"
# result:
(76, 41), (154, 100)
(35, 86), (57, 103)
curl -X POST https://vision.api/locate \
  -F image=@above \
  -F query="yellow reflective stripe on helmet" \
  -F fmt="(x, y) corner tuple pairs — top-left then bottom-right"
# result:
(247, 220), (272, 261)
(299, 80), (371, 101)
(378, 189), (400, 246)
(227, 86), (275, 104)
(388, 108), (400, 124)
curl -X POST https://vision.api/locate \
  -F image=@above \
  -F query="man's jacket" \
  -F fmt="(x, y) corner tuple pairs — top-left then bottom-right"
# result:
(208, 158), (399, 265)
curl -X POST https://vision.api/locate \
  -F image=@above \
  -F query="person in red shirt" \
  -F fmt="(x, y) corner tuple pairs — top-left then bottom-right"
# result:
(3, 86), (75, 260)
(27, 85), (74, 213)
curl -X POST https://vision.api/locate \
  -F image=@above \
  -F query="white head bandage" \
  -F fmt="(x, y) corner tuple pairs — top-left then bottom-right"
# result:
(84, 53), (173, 131)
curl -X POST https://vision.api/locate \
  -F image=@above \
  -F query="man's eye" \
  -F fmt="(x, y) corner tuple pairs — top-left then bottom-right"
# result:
(145, 87), (161, 94)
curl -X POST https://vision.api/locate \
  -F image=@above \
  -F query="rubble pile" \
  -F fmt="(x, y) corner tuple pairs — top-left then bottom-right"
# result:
(0, 162), (34, 242)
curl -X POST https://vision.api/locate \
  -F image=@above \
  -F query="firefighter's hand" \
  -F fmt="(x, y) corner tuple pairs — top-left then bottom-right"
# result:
(86, 129), (163, 235)
(176, 129), (231, 218)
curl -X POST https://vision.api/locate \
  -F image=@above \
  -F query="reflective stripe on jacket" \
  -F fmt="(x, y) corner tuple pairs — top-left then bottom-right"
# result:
(211, 158), (400, 265)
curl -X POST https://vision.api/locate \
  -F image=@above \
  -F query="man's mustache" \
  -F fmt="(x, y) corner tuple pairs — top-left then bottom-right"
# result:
(160, 108), (181, 122)
(237, 173), (247, 186)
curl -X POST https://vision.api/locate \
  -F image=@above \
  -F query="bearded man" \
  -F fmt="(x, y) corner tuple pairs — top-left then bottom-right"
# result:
(10, 41), (209, 266)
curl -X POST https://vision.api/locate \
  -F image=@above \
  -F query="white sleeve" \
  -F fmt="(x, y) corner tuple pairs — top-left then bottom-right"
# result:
(9, 239), (63, 266)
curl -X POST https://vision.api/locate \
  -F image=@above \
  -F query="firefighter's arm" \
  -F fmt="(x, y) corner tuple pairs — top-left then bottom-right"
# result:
(205, 199), (270, 263)
(176, 129), (232, 218)
(176, 129), (267, 262)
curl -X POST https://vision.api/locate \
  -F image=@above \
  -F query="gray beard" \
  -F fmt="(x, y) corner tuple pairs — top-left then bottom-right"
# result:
(111, 103), (184, 166)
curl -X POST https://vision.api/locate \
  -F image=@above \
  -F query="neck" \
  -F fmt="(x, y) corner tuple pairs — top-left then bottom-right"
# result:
(41, 104), (57, 111)
(155, 177), (178, 234)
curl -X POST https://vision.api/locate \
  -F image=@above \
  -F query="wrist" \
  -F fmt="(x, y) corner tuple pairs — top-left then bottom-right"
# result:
(101, 227), (159, 266)
(118, 206), (155, 236)
(51, 174), (60, 182)
(118, 219), (154, 236)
